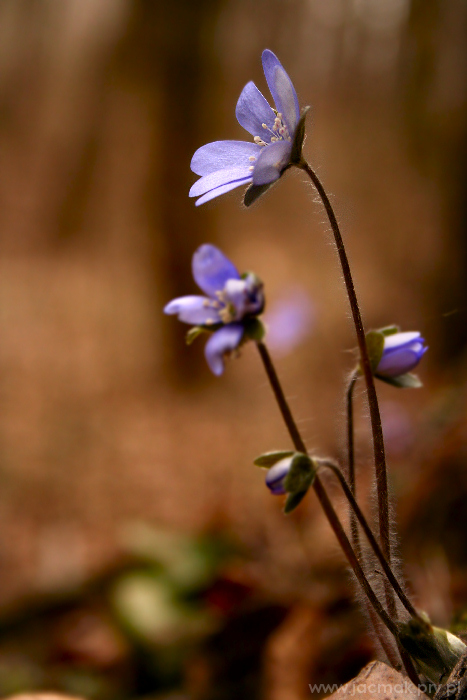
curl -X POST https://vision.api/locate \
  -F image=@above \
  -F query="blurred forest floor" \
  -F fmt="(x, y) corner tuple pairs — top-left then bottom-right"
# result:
(1, 1), (467, 698)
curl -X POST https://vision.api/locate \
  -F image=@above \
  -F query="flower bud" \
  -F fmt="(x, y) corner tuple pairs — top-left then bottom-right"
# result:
(376, 331), (427, 379)
(265, 457), (291, 495)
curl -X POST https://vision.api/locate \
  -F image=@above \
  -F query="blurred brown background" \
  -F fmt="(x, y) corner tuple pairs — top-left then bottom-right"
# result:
(1, 0), (467, 698)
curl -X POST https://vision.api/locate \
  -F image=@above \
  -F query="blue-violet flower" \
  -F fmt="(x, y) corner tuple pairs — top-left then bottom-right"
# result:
(265, 457), (292, 495)
(376, 332), (428, 379)
(164, 244), (264, 376)
(189, 50), (304, 206)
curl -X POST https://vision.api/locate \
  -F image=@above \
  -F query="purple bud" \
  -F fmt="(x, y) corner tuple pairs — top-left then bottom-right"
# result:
(376, 332), (428, 378)
(265, 457), (292, 495)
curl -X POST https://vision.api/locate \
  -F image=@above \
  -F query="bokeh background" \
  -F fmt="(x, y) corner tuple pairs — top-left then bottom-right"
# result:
(1, 0), (467, 698)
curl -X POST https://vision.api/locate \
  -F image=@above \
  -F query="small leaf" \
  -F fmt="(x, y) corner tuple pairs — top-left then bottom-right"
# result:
(379, 325), (400, 337)
(244, 182), (273, 207)
(283, 453), (316, 493)
(376, 372), (423, 389)
(284, 490), (308, 514)
(254, 450), (295, 468)
(290, 106), (310, 165)
(243, 318), (266, 342)
(365, 330), (385, 372)
(186, 326), (207, 345)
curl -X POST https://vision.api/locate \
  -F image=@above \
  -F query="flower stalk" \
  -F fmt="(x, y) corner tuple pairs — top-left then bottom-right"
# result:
(346, 369), (360, 558)
(317, 459), (422, 623)
(298, 159), (392, 570)
(255, 341), (399, 639)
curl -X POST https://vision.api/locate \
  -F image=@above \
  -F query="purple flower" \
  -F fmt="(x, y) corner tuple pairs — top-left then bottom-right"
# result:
(189, 50), (303, 206)
(376, 332), (428, 379)
(265, 457), (292, 495)
(164, 244), (264, 375)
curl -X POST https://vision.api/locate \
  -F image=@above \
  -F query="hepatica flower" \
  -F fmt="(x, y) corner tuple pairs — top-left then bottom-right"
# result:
(265, 457), (292, 495)
(254, 451), (317, 513)
(164, 244), (265, 376)
(366, 327), (428, 388)
(190, 50), (307, 207)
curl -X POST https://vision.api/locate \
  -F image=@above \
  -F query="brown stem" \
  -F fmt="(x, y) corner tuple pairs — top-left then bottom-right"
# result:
(298, 160), (391, 568)
(346, 370), (360, 558)
(344, 371), (421, 685)
(255, 341), (398, 639)
(318, 460), (422, 622)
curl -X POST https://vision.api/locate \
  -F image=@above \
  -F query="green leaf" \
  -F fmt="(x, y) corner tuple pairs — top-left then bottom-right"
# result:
(365, 330), (385, 372)
(283, 453), (316, 493)
(284, 490), (308, 514)
(243, 318), (266, 342)
(376, 372), (423, 389)
(253, 450), (295, 468)
(186, 326), (207, 345)
(290, 106), (310, 165)
(379, 325), (400, 337)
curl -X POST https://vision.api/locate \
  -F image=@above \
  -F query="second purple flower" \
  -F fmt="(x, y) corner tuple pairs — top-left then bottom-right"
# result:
(164, 244), (264, 376)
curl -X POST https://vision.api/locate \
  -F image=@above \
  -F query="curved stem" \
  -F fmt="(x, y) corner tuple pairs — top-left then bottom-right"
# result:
(318, 459), (422, 622)
(342, 380), (421, 684)
(299, 159), (391, 567)
(255, 341), (398, 639)
(256, 341), (307, 453)
(346, 370), (360, 558)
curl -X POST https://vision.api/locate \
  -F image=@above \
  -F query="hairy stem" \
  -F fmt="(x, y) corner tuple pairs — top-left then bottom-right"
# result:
(346, 370), (360, 558)
(299, 160), (390, 557)
(318, 459), (422, 622)
(255, 341), (398, 639)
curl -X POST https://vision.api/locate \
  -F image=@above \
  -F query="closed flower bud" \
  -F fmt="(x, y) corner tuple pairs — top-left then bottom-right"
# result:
(376, 331), (427, 379)
(265, 457), (292, 495)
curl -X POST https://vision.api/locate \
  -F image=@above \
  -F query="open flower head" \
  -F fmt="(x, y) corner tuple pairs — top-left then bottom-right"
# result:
(190, 50), (306, 207)
(164, 244), (264, 375)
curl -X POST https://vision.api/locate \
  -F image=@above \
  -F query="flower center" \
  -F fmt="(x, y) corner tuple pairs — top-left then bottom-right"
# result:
(204, 275), (264, 325)
(253, 111), (291, 148)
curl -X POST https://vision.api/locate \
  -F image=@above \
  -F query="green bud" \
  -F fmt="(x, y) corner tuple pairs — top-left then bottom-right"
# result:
(284, 489), (308, 514)
(398, 615), (467, 684)
(364, 330), (385, 373)
(254, 450), (295, 468)
(379, 325), (400, 337)
(283, 453), (316, 494)
(376, 372), (423, 389)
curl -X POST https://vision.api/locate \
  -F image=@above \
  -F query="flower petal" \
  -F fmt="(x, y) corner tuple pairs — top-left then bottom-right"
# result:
(191, 140), (261, 176)
(252, 140), (292, 185)
(163, 295), (221, 325)
(377, 346), (426, 377)
(265, 458), (292, 495)
(192, 244), (240, 298)
(194, 178), (252, 206)
(262, 50), (299, 134)
(204, 323), (244, 376)
(189, 166), (253, 198)
(381, 331), (422, 350)
(235, 81), (276, 140)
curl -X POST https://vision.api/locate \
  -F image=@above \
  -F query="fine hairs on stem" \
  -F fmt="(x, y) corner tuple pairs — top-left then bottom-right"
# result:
(255, 342), (401, 641)
(256, 341), (421, 685)
(344, 373), (421, 684)
(298, 158), (392, 571)
(295, 159), (413, 677)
